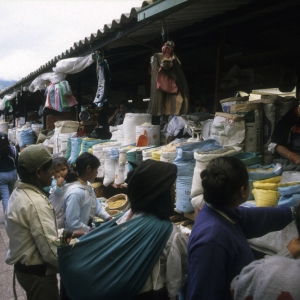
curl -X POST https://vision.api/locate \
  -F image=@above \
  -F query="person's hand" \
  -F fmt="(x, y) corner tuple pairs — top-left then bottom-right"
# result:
(295, 156), (300, 165)
(57, 176), (64, 187)
(287, 237), (300, 258)
(72, 230), (87, 238)
(114, 108), (120, 115)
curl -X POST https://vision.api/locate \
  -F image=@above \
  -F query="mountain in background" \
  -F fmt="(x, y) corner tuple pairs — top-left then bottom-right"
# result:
(0, 80), (16, 92)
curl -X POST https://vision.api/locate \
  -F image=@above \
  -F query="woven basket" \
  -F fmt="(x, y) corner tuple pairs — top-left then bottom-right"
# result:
(106, 209), (122, 216)
(106, 194), (129, 211)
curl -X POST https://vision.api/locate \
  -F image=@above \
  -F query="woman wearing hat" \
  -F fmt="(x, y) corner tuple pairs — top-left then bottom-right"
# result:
(0, 132), (17, 213)
(5, 144), (85, 300)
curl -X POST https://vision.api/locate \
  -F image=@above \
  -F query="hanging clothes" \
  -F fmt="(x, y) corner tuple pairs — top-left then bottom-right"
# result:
(147, 42), (189, 116)
(93, 59), (111, 106)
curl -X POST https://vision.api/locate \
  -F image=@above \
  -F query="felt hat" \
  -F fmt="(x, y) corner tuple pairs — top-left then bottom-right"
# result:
(18, 144), (52, 172)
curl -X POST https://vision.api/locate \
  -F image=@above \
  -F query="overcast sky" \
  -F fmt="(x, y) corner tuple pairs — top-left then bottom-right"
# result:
(0, 0), (143, 82)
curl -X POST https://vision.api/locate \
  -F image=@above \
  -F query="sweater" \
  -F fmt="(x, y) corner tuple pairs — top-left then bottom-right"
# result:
(0, 145), (17, 172)
(271, 106), (300, 155)
(231, 249), (300, 300)
(187, 203), (293, 300)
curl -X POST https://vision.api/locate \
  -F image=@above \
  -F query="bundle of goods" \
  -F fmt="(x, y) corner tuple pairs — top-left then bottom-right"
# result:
(142, 146), (160, 161)
(247, 163), (283, 200)
(252, 176), (298, 207)
(209, 112), (245, 147)
(31, 124), (44, 138)
(190, 141), (242, 209)
(123, 113), (152, 145)
(151, 148), (161, 161)
(160, 140), (191, 164)
(0, 120), (8, 133)
(136, 123), (160, 147)
(230, 102), (263, 153)
(278, 183), (300, 207)
(53, 121), (79, 155)
(92, 142), (121, 178)
(19, 129), (36, 148)
(126, 147), (151, 171)
(175, 140), (221, 213)
(44, 81), (78, 112)
(219, 96), (249, 113)
(68, 138), (83, 164)
(103, 147), (120, 186)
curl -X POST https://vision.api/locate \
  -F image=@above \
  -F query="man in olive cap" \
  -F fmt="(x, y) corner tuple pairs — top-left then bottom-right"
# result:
(5, 144), (70, 299)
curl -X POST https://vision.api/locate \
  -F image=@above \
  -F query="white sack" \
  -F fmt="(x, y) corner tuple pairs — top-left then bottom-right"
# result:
(123, 113), (152, 145)
(210, 112), (245, 146)
(103, 148), (116, 187)
(190, 147), (242, 202)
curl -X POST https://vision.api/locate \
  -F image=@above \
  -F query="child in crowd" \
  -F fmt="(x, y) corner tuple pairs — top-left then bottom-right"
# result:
(49, 157), (77, 228)
(51, 157), (77, 196)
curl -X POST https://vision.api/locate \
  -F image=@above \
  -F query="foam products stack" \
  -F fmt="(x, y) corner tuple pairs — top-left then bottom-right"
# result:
(230, 102), (263, 153)
(68, 138), (83, 165)
(123, 113), (152, 145)
(210, 112), (245, 147)
(247, 163), (283, 200)
(136, 123), (160, 147)
(190, 141), (242, 209)
(175, 141), (217, 213)
(219, 96), (249, 113)
(92, 142), (121, 178)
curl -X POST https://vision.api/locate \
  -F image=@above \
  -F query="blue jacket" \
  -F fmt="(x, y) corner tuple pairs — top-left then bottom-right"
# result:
(187, 203), (293, 300)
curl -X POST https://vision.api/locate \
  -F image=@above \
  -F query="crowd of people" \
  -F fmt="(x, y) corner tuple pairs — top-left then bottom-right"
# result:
(1, 107), (300, 299)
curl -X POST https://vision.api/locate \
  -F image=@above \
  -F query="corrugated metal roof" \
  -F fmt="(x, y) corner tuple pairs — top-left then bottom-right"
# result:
(0, 0), (155, 96)
(1, 0), (298, 97)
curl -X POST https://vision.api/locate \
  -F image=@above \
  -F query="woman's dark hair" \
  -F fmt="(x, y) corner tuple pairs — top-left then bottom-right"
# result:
(126, 160), (177, 220)
(74, 152), (100, 176)
(52, 157), (77, 183)
(0, 133), (13, 157)
(52, 157), (69, 168)
(18, 159), (53, 181)
(201, 156), (248, 206)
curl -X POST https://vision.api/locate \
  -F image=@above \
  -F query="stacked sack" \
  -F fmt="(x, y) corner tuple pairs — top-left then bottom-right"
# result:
(247, 163), (283, 201)
(190, 142), (242, 209)
(175, 140), (224, 213)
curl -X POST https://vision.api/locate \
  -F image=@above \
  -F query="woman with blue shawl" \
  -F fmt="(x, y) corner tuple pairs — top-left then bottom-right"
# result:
(58, 160), (188, 300)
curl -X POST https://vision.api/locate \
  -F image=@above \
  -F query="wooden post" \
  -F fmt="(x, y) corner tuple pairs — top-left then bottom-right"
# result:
(76, 74), (82, 121)
(214, 29), (227, 113)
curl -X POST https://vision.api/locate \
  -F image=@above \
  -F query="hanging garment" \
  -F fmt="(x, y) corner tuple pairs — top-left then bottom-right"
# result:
(147, 53), (189, 116)
(58, 213), (173, 300)
(93, 59), (111, 106)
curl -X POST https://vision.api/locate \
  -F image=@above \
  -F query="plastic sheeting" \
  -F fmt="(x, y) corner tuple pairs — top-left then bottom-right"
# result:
(53, 54), (94, 74)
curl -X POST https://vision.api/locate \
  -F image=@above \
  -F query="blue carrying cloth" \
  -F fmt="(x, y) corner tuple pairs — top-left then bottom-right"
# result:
(58, 213), (173, 300)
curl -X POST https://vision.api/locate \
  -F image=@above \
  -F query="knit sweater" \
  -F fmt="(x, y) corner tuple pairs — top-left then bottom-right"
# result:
(231, 249), (300, 300)
(187, 203), (293, 300)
